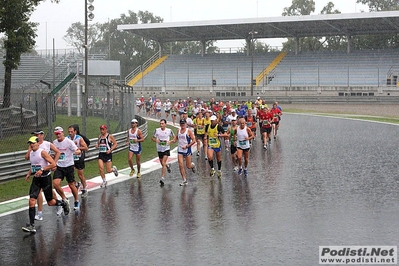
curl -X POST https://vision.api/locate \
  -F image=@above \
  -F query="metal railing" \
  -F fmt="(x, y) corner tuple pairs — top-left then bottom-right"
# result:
(124, 50), (161, 84)
(0, 116), (148, 183)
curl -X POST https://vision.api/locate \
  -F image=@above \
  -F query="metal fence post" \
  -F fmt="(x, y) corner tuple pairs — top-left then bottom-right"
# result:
(106, 91), (110, 132)
(46, 93), (53, 141)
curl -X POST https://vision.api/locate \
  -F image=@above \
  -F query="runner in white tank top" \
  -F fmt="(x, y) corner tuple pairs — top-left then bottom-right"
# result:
(234, 118), (254, 177)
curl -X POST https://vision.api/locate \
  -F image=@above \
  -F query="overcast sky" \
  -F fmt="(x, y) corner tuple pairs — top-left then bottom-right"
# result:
(31, 0), (368, 51)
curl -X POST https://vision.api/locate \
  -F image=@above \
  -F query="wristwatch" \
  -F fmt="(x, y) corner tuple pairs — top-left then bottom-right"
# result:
(40, 167), (44, 172)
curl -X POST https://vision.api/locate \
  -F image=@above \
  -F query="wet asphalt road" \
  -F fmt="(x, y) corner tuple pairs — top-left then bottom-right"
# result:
(1, 114), (399, 265)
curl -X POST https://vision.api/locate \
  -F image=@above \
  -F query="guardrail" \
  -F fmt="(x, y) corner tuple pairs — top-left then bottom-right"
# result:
(0, 117), (148, 183)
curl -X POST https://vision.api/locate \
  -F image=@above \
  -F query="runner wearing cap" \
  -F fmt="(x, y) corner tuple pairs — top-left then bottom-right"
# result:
(22, 136), (69, 233)
(96, 125), (118, 188)
(171, 119), (196, 186)
(151, 119), (174, 186)
(126, 119), (145, 178)
(52, 126), (81, 213)
(227, 109), (238, 126)
(24, 129), (60, 220)
(204, 115), (228, 178)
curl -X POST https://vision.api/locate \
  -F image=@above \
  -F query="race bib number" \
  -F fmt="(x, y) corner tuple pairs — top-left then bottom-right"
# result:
(262, 120), (269, 126)
(129, 138), (137, 144)
(159, 140), (167, 146)
(239, 140), (247, 146)
(73, 154), (81, 161)
(247, 122), (252, 127)
(99, 145), (107, 153)
(31, 164), (41, 173)
(209, 137), (217, 145)
(59, 153), (66, 161)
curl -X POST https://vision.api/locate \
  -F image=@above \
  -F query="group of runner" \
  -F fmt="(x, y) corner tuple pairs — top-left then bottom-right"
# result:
(22, 124), (119, 233)
(129, 96), (282, 186)
(22, 96), (282, 234)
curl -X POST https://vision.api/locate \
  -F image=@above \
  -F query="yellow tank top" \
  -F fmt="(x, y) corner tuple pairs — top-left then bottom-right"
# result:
(204, 117), (211, 126)
(195, 118), (205, 135)
(207, 124), (221, 148)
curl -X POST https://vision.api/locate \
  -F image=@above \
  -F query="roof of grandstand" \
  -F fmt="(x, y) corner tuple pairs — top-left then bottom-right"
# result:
(118, 11), (399, 42)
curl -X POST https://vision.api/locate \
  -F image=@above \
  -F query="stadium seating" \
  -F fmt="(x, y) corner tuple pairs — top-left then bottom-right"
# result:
(132, 49), (399, 88)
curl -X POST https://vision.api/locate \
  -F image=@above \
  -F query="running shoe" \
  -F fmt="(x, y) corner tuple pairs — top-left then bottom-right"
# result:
(274, 136), (277, 140)
(34, 212), (43, 221)
(263, 144), (267, 150)
(113, 166), (119, 177)
(205, 156), (208, 161)
(166, 163), (171, 173)
(179, 180), (188, 186)
(210, 168), (216, 177)
(268, 139), (271, 145)
(62, 199), (70, 215)
(217, 170), (222, 179)
(56, 206), (63, 216)
(238, 168), (243, 175)
(75, 182), (81, 190)
(191, 162), (196, 173)
(100, 179), (107, 188)
(225, 148), (229, 152)
(22, 223), (36, 233)
(196, 151), (200, 156)
(137, 172), (141, 178)
(243, 169), (248, 177)
(129, 168), (135, 177)
(81, 189), (88, 198)
(233, 166), (238, 172)
(74, 201), (80, 210)
(160, 177), (165, 187)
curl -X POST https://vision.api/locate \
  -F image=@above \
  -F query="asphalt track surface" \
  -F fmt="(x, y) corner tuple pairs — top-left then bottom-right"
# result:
(1, 113), (398, 265)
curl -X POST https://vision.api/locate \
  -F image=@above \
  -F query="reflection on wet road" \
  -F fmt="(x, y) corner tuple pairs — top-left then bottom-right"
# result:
(1, 114), (398, 265)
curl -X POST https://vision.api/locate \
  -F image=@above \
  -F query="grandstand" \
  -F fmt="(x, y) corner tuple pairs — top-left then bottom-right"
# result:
(127, 49), (399, 98)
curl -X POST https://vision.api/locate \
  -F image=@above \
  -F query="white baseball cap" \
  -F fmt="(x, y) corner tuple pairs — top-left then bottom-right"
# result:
(210, 115), (217, 121)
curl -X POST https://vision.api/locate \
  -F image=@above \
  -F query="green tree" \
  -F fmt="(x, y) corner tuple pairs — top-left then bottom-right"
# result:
(282, 0), (315, 16)
(353, 0), (399, 49)
(98, 10), (162, 78)
(0, 0), (60, 108)
(64, 22), (105, 55)
(356, 0), (399, 11)
(320, 2), (347, 51)
(281, 0), (318, 52)
(281, 0), (348, 52)
(164, 40), (217, 55)
(239, 40), (274, 54)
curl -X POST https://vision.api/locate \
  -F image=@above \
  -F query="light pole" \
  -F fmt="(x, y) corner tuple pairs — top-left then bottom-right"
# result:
(249, 30), (258, 97)
(82, 0), (94, 135)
